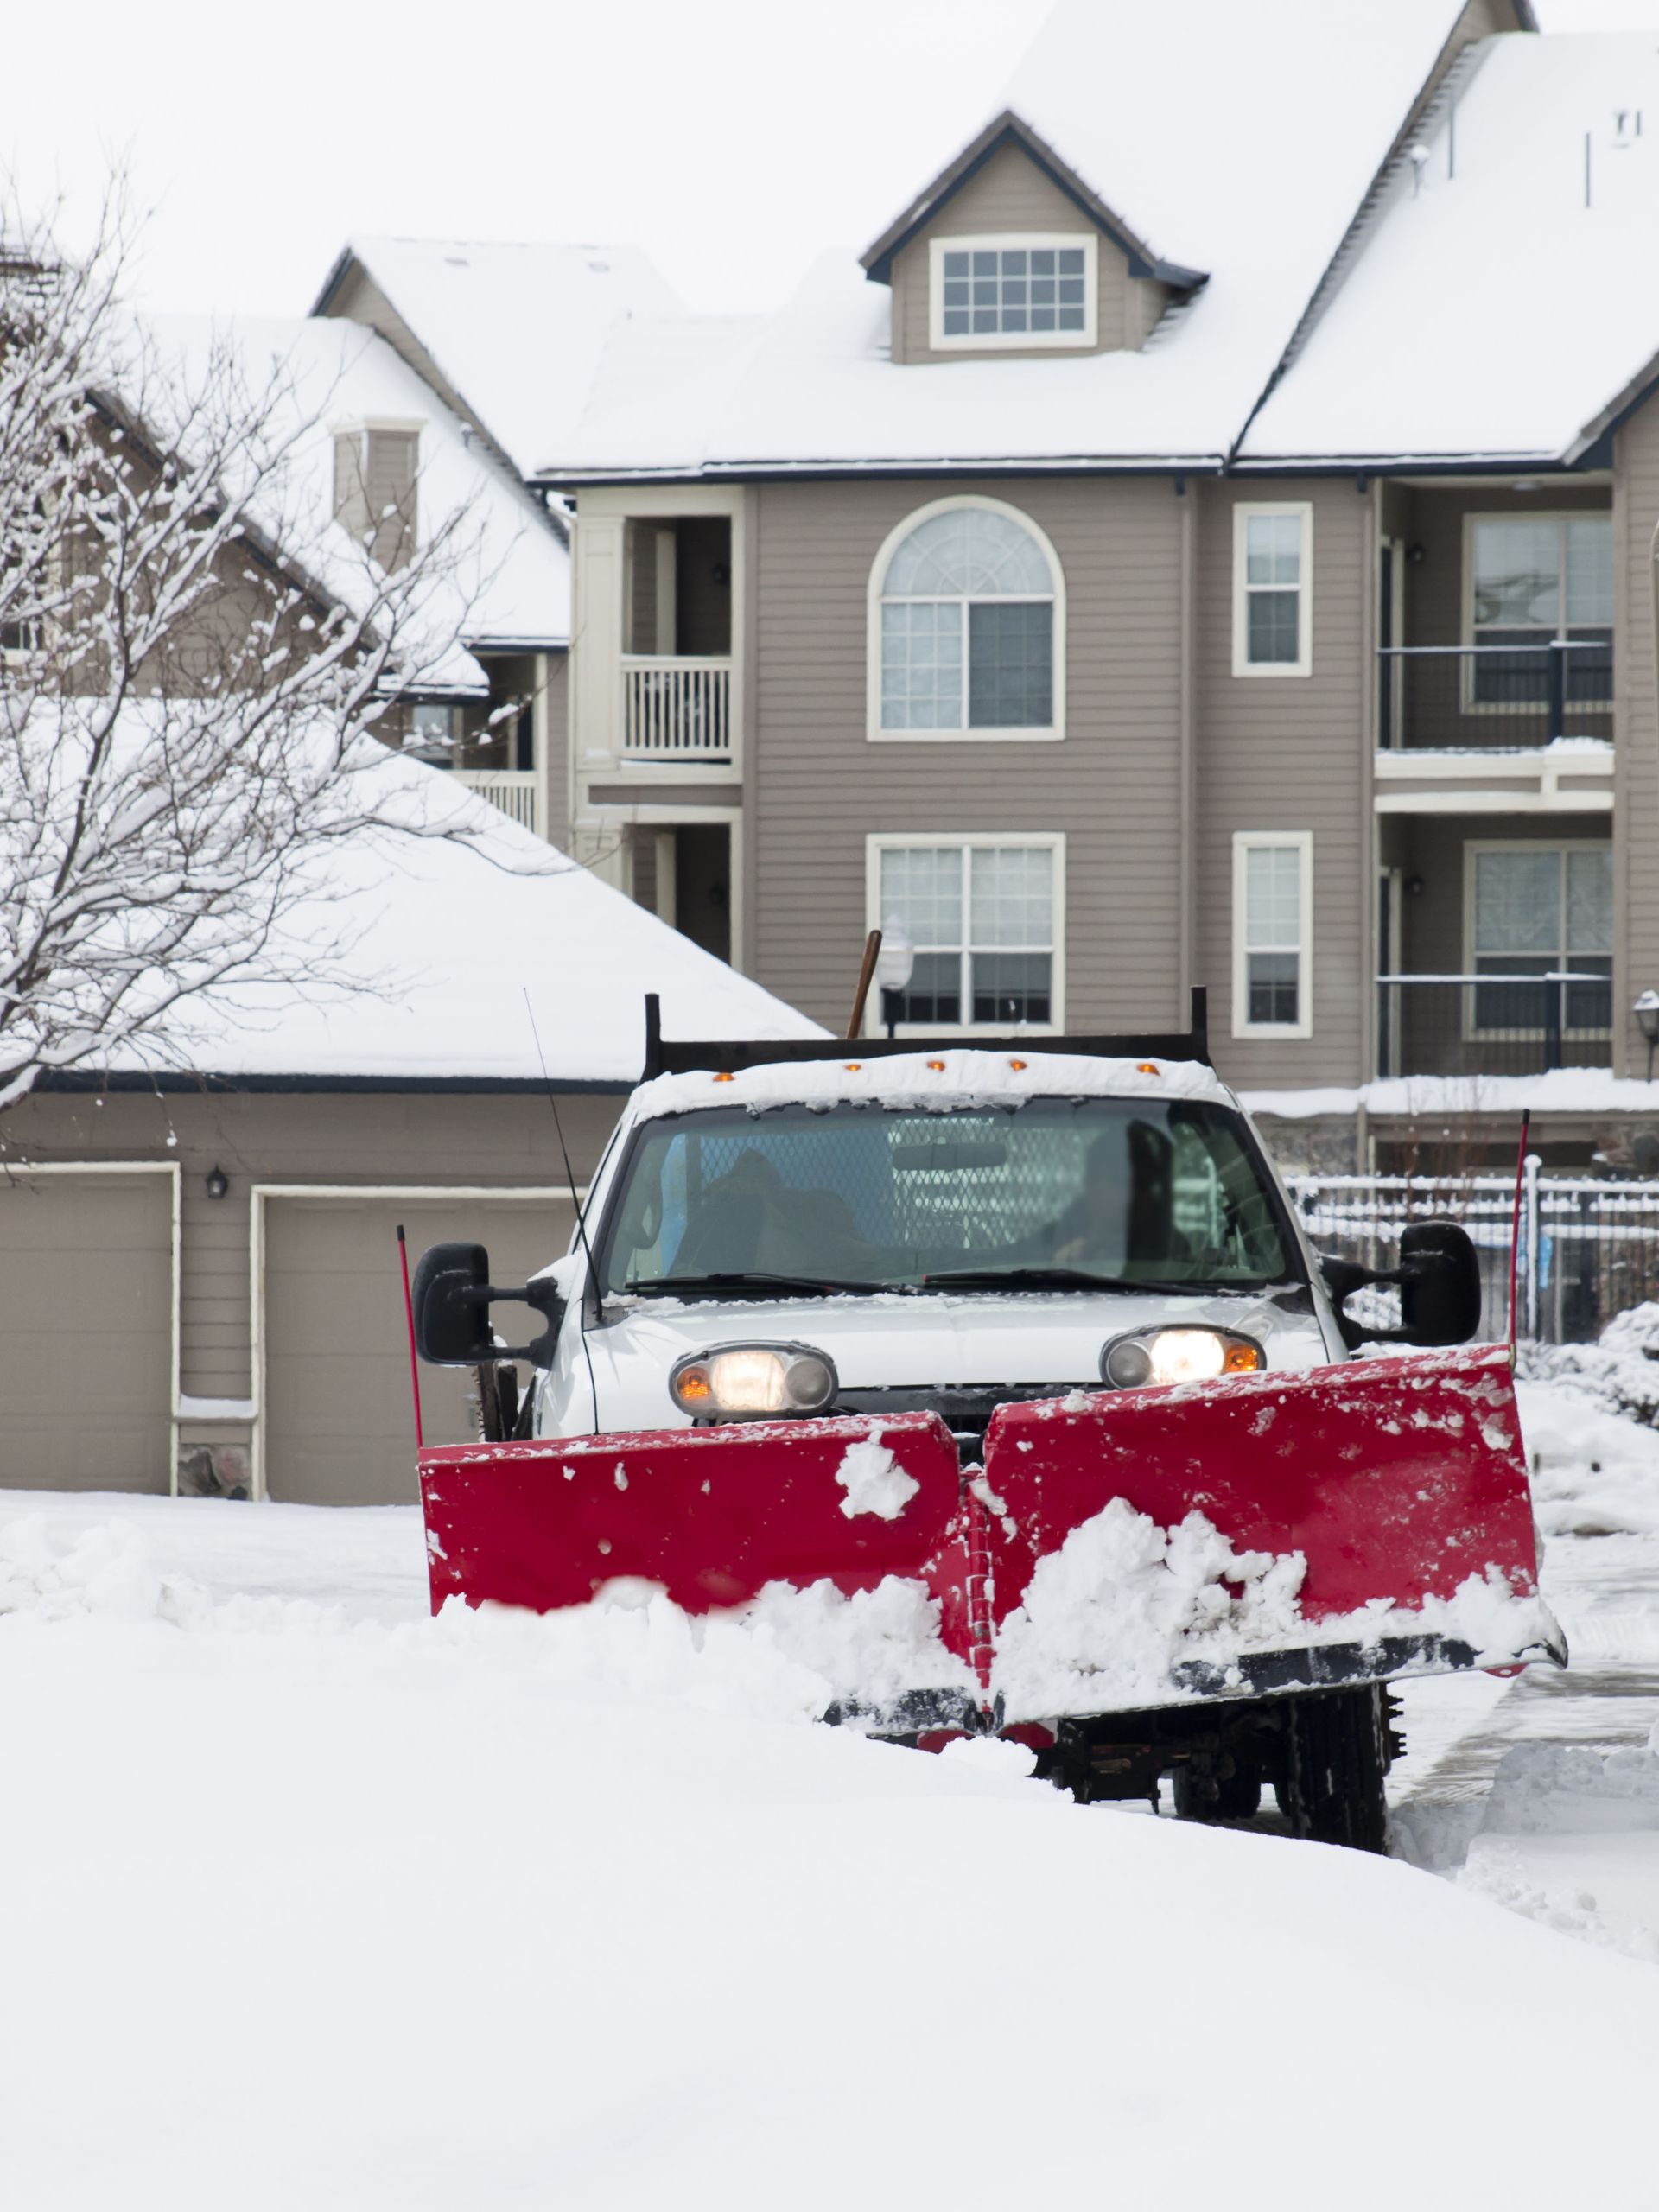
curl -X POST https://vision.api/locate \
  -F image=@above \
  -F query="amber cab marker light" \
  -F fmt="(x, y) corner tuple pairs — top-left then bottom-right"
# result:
(926, 1058), (947, 1072)
(1009, 1058), (1028, 1071)
(1137, 1061), (1160, 1076)
(713, 1071), (735, 1084)
(844, 1062), (862, 1072)
(1224, 1344), (1264, 1374)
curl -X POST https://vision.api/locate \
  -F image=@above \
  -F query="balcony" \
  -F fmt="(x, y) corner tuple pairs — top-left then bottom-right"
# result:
(1376, 974), (1611, 1079)
(621, 655), (732, 763)
(1376, 643), (1614, 812)
(454, 769), (540, 836)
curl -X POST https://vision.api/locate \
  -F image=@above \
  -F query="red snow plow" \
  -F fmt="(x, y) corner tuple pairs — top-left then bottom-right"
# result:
(410, 993), (1565, 1850)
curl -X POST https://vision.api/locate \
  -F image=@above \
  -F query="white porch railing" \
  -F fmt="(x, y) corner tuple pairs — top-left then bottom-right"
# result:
(454, 769), (540, 836)
(622, 655), (732, 760)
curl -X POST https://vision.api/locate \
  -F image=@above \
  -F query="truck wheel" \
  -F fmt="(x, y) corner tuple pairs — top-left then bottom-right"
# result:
(1275, 1686), (1390, 1854)
(1173, 1760), (1262, 1824)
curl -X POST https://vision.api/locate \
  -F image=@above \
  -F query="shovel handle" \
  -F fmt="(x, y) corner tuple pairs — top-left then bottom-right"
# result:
(846, 928), (882, 1039)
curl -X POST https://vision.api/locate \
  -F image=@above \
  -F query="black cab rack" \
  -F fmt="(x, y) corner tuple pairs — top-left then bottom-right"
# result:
(641, 988), (1210, 1081)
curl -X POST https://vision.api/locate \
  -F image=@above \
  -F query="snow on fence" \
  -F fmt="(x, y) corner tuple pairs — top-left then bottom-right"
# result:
(1286, 1161), (1659, 1344)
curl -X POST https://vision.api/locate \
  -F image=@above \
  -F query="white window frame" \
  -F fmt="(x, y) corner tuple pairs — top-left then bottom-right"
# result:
(1231, 831), (1313, 1041)
(1231, 502), (1313, 679)
(1460, 838), (1613, 1042)
(866, 494), (1066, 744)
(1460, 511), (1614, 718)
(928, 232), (1099, 352)
(864, 832), (1065, 1035)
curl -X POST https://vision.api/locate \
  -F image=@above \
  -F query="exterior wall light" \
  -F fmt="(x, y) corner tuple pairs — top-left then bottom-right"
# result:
(205, 1165), (230, 1201)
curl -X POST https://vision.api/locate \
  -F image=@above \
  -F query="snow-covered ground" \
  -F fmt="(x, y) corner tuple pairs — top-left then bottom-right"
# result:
(6, 1363), (1659, 2207)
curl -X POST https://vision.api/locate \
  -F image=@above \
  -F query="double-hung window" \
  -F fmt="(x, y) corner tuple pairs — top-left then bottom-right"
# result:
(1468, 515), (1613, 709)
(1468, 842), (1612, 1036)
(1232, 504), (1313, 676)
(1232, 833), (1313, 1039)
(873, 499), (1062, 739)
(869, 837), (1062, 1029)
(929, 234), (1097, 349)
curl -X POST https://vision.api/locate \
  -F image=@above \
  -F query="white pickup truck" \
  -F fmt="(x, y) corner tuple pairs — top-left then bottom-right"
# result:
(410, 991), (1557, 1852)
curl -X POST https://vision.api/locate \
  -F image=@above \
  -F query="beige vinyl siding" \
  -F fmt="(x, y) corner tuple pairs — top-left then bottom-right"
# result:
(888, 143), (1166, 365)
(749, 474), (1185, 1035)
(0, 1088), (624, 1402)
(1193, 477), (1374, 1091)
(365, 429), (418, 570)
(1615, 391), (1659, 1075)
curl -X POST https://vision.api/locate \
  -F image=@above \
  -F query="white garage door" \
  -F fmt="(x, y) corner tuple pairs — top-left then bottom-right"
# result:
(0, 1172), (173, 1492)
(263, 1194), (575, 1506)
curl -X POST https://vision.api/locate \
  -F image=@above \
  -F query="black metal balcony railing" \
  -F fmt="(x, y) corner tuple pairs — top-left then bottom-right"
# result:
(1377, 638), (1612, 751)
(1376, 973), (1612, 1080)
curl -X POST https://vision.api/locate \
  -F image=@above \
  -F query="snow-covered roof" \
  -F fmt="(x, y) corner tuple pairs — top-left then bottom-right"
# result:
(542, 0), (1478, 480)
(122, 748), (825, 1088)
(1243, 34), (1659, 466)
(145, 313), (569, 692)
(314, 238), (683, 480)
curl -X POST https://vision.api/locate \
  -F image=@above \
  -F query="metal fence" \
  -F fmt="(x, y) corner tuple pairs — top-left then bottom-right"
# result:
(1376, 638), (1612, 751)
(1286, 1162), (1659, 1344)
(1376, 973), (1612, 1079)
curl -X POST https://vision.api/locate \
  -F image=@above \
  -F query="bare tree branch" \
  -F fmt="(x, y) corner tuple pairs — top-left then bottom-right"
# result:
(0, 183), (518, 1114)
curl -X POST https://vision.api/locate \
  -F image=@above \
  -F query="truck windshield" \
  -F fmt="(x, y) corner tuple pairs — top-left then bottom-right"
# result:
(600, 1097), (1297, 1299)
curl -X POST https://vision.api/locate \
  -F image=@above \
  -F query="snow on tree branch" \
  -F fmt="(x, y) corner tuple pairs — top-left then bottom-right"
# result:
(0, 186), (517, 1113)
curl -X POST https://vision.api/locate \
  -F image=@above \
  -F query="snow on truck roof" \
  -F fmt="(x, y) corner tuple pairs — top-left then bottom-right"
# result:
(626, 1050), (1233, 1126)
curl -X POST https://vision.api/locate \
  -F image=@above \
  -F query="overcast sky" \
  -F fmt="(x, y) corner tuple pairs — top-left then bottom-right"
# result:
(5, 0), (1657, 322)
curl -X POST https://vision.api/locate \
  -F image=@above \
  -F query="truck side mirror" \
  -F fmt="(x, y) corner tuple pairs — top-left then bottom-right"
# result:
(411, 1242), (494, 1363)
(1319, 1219), (1481, 1351)
(410, 1241), (567, 1369)
(1398, 1220), (1483, 1346)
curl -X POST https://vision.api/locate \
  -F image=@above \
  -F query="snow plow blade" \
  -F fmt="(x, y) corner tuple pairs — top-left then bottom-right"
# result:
(420, 1410), (965, 1618)
(418, 1347), (1562, 1735)
(979, 1344), (1566, 1720)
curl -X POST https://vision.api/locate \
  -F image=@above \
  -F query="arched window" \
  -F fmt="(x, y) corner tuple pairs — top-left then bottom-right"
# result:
(871, 500), (1062, 739)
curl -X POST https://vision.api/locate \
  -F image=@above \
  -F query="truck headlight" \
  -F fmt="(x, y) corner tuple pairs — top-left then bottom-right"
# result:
(670, 1342), (838, 1421)
(1101, 1327), (1264, 1389)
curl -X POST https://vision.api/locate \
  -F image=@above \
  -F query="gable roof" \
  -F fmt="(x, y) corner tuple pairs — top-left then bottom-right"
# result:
(312, 238), (683, 482)
(861, 110), (1207, 291)
(1243, 33), (1659, 467)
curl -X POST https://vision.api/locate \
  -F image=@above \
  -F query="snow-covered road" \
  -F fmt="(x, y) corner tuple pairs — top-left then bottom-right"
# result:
(4, 1364), (1659, 2206)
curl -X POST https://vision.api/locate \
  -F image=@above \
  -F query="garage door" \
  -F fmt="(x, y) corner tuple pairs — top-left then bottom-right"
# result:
(263, 1195), (575, 1506)
(0, 1172), (173, 1493)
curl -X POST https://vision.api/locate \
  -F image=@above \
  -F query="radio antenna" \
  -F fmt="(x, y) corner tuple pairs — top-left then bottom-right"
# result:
(524, 989), (601, 1431)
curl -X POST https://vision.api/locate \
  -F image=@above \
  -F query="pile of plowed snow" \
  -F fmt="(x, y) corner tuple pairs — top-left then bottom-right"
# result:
(3, 1498), (1659, 2209)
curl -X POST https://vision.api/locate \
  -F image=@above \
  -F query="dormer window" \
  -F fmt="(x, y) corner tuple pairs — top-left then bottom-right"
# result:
(929, 235), (1097, 351)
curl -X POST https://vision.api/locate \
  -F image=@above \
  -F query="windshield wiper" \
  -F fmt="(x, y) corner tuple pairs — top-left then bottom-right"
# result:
(919, 1267), (1204, 1294)
(624, 1270), (900, 1300)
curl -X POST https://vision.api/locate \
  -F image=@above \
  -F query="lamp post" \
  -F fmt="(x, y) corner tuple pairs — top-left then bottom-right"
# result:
(1637, 989), (1659, 1082)
(874, 918), (915, 1039)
